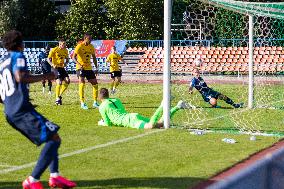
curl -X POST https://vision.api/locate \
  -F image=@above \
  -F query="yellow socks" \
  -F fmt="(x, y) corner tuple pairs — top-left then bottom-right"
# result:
(92, 84), (98, 102)
(114, 80), (120, 89)
(55, 84), (61, 99)
(110, 81), (115, 90)
(79, 83), (85, 103)
(59, 83), (68, 96)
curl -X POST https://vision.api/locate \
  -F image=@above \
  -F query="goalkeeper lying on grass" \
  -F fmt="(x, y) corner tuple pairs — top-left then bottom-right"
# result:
(98, 88), (187, 129)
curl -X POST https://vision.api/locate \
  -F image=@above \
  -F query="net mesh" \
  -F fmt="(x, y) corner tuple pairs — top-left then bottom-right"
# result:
(170, 0), (284, 136)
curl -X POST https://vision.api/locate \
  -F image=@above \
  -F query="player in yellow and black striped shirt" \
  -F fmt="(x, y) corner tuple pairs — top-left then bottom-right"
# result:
(106, 46), (127, 94)
(47, 39), (69, 105)
(72, 34), (99, 109)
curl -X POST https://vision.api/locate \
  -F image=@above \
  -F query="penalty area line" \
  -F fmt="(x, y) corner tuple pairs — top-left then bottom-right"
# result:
(0, 129), (164, 174)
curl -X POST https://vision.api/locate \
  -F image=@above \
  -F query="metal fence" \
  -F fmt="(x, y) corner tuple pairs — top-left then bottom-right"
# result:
(208, 145), (284, 189)
(0, 39), (282, 48)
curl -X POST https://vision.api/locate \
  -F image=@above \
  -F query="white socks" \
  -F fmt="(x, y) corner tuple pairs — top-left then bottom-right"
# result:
(50, 172), (60, 178)
(28, 176), (39, 183)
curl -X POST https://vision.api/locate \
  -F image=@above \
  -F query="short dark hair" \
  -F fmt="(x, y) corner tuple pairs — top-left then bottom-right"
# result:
(100, 88), (109, 99)
(84, 33), (92, 39)
(2, 30), (23, 51)
(58, 38), (65, 42)
(112, 46), (116, 51)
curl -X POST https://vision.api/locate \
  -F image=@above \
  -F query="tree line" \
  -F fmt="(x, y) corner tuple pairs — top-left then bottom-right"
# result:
(0, 0), (282, 45)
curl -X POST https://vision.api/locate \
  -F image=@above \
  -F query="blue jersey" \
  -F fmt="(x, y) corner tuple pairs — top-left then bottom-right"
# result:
(39, 51), (51, 72)
(0, 51), (33, 116)
(190, 77), (211, 96)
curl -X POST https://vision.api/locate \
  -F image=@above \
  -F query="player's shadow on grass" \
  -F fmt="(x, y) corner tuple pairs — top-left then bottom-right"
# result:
(0, 177), (204, 189)
(75, 177), (204, 189)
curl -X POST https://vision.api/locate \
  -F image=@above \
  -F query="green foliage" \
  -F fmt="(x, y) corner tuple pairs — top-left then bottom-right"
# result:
(214, 9), (247, 41)
(172, 0), (190, 24)
(56, 0), (108, 45)
(104, 0), (163, 40)
(0, 0), (59, 40)
(0, 0), (21, 37)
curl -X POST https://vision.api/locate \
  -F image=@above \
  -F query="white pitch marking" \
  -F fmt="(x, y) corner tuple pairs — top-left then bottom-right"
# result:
(0, 164), (18, 168)
(0, 129), (164, 174)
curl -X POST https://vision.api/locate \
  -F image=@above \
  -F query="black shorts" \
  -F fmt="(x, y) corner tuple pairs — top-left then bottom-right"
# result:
(41, 62), (51, 74)
(6, 111), (60, 146)
(56, 67), (69, 80)
(76, 69), (96, 80)
(42, 67), (50, 74)
(110, 71), (122, 79)
(202, 89), (221, 102)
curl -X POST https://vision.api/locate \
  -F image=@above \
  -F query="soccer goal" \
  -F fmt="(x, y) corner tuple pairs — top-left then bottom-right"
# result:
(166, 0), (284, 137)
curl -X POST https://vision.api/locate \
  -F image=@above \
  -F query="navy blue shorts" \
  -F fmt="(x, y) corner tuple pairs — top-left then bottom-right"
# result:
(41, 62), (51, 74)
(6, 111), (60, 146)
(202, 89), (221, 102)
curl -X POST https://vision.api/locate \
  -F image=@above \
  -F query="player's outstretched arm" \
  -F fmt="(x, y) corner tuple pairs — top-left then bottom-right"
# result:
(99, 109), (112, 126)
(14, 70), (55, 84)
(189, 86), (194, 94)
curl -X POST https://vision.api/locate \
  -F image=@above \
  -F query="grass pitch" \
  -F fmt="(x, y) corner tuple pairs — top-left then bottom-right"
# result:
(0, 81), (282, 189)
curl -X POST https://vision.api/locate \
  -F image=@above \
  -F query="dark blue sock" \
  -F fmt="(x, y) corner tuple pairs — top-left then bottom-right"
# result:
(49, 151), (59, 173)
(31, 140), (60, 179)
(48, 80), (52, 92)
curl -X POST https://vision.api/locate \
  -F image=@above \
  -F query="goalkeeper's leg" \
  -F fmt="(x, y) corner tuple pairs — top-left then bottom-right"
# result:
(218, 93), (243, 108)
(143, 100), (185, 129)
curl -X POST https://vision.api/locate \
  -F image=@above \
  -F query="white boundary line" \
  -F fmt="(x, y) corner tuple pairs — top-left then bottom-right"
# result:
(0, 164), (18, 168)
(0, 129), (164, 174)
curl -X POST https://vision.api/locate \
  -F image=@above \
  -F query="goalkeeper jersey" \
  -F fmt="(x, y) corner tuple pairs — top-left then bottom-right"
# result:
(99, 98), (128, 127)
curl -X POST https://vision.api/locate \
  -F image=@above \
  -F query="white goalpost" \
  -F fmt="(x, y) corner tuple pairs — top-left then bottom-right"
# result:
(163, 0), (172, 129)
(248, 14), (254, 109)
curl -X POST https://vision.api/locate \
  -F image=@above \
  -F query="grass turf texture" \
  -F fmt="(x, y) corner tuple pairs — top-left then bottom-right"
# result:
(0, 82), (283, 189)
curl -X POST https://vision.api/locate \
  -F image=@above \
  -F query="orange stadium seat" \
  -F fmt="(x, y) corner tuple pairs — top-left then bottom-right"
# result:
(136, 46), (284, 74)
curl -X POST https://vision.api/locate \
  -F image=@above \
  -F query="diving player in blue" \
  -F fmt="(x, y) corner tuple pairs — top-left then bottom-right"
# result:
(38, 45), (52, 94)
(189, 68), (243, 108)
(0, 30), (76, 189)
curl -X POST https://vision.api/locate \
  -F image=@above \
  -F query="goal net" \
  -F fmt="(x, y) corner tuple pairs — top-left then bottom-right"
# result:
(170, 0), (284, 137)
